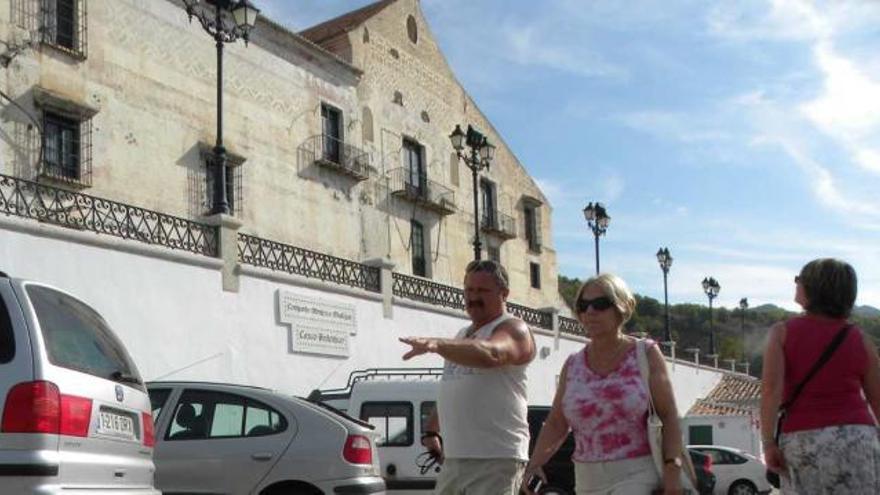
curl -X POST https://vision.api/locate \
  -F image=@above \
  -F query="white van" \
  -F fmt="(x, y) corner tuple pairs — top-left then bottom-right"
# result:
(310, 368), (576, 495)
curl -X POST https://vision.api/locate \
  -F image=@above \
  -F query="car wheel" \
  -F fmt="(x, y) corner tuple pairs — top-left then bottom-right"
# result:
(728, 480), (757, 495)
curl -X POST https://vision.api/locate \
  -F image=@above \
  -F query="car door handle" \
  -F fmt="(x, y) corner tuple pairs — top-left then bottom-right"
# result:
(251, 452), (274, 461)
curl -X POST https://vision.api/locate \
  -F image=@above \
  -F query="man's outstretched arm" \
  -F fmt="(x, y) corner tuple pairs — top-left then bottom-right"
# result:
(400, 319), (534, 368)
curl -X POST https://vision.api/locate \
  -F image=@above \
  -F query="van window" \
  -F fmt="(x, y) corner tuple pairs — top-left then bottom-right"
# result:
(361, 402), (413, 446)
(0, 292), (14, 364)
(26, 285), (140, 382)
(420, 401), (435, 434)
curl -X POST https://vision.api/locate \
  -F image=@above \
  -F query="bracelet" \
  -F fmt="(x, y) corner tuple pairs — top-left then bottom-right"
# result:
(421, 431), (442, 442)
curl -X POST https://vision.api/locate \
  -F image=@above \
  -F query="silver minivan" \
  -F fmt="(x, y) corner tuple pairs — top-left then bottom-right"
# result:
(0, 274), (160, 494)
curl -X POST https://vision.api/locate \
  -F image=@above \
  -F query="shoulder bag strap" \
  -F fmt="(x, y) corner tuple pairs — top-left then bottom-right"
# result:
(781, 324), (851, 411)
(636, 339), (657, 415)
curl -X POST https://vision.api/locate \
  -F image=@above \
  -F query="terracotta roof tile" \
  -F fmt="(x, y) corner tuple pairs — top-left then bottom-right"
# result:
(300, 0), (395, 45)
(686, 374), (762, 416)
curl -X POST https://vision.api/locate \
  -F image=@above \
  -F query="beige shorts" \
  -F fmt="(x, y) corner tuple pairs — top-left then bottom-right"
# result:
(574, 455), (660, 494)
(434, 458), (527, 495)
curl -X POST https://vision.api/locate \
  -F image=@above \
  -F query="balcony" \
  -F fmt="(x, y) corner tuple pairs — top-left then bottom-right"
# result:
(481, 210), (516, 239)
(387, 168), (456, 216)
(307, 134), (372, 181)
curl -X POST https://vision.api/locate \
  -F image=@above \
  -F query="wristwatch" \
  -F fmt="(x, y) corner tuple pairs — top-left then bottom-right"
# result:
(664, 457), (682, 468)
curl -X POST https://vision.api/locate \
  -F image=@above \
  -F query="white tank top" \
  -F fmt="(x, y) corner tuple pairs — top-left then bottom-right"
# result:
(438, 313), (531, 461)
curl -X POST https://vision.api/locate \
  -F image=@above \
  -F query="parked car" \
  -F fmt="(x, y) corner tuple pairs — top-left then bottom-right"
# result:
(0, 273), (160, 494)
(148, 381), (386, 494)
(687, 447), (717, 495)
(688, 445), (772, 495)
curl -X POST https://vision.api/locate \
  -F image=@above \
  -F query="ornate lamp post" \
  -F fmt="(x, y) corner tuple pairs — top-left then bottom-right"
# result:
(656, 247), (673, 343)
(583, 202), (610, 275)
(739, 296), (749, 364)
(450, 124), (495, 260)
(182, 0), (260, 215)
(702, 276), (721, 365)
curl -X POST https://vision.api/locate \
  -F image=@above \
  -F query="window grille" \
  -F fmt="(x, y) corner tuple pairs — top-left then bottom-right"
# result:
(37, 0), (88, 58)
(41, 111), (92, 186)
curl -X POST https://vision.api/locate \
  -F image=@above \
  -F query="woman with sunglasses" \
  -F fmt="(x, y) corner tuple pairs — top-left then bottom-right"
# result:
(761, 258), (880, 493)
(523, 273), (685, 494)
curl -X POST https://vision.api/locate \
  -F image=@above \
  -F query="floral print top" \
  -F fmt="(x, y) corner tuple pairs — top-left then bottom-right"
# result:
(562, 341), (652, 462)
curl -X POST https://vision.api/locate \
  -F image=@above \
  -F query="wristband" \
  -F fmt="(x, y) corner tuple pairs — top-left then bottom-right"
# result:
(421, 431), (442, 442)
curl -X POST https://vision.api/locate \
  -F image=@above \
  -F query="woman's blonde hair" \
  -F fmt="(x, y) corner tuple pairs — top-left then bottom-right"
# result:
(575, 273), (637, 323)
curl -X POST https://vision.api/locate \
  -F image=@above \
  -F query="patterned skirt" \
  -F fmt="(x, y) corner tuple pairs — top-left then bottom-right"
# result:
(780, 424), (880, 494)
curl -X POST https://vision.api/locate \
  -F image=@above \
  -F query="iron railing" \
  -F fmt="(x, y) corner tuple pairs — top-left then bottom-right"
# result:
(392, 272), (465, 309)
(238, 234), (381, 292)
(0, 172), (218, 256)
(559, 315), (585, 337)
(305, 134), (372, 181)
(507, 302), (553, 330)
(481, 210), (516, 239)
(387, 168), (456, 215)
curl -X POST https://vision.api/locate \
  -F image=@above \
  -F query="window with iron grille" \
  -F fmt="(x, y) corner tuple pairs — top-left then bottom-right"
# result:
(530, 262), (541, 289)
(321, 104), (343, 164)
(41, 0), (87, 58)
(524, 203), (542, 252)
(41, 111), (92, 186)
(480, 179), (496, 229)
(403, 139), (426, 197)
(488, 246), (501, 264)
(411, 220), (427, 277)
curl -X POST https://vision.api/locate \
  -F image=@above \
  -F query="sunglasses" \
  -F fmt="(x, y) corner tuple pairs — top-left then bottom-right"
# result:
(576, 296), (614, 313)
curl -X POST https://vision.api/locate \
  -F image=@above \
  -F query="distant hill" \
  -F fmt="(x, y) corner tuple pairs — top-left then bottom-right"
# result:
(752, 304), (791, 314)
(854, 305), (880, 318)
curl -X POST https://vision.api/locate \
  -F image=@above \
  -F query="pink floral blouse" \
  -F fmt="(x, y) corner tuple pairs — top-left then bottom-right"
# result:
(561, 341), (653, 462)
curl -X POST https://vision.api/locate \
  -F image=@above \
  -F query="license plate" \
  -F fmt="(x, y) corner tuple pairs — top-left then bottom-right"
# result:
(97, 410), (135, 439)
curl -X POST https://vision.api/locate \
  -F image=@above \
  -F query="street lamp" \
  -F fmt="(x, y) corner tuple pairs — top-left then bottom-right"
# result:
(656, 247), (673, 343)
(182, 0), (260, 215)
(739, 297), (749, 362)
(702, 276), (721, 362)
(450, 124), (495, 260)
(583, 202), (610, 274)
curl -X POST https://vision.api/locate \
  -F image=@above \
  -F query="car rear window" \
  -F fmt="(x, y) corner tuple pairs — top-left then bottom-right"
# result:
(0, 292), (14, 363)
(26, 285), (140, 383)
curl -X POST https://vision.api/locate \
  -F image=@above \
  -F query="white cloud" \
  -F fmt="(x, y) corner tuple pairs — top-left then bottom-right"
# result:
(501, 23), (627, 79)
(618, 111), (732, 144)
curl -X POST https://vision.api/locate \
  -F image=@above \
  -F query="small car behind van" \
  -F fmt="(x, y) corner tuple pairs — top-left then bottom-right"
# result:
(0, 273), (160, 494)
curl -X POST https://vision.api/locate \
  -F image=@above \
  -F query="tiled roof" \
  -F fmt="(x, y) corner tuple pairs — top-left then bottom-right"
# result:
(687, 374), (761, 416)
(300, 0), (395, 45)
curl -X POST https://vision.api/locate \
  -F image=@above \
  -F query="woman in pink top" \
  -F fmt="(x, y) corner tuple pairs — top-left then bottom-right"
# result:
(761, 258), (880, 493)
(524, 273), (686, 494)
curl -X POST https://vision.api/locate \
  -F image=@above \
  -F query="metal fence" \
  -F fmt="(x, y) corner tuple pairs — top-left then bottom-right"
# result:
(508, 302), (553, 330)
(0, 173), (218, 256)
(559, 315), (585, 337)
(238, 233), (381, 292)
(392, 272), (465, 310)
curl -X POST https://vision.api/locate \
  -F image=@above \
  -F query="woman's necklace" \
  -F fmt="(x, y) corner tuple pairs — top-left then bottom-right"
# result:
(588, 336), (629, 373)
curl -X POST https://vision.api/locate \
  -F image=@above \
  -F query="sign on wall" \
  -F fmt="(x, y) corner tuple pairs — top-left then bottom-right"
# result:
(278, 291), (357, 357)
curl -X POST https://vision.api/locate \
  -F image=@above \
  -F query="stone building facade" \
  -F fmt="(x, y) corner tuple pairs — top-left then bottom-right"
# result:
(0, 0), (558, 308)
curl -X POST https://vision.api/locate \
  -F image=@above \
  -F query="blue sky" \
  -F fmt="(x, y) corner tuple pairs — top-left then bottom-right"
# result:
(260, 0), (880, 311)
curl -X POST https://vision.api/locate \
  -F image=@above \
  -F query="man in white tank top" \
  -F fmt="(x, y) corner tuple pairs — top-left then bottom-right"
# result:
(400, 260), (536, 495)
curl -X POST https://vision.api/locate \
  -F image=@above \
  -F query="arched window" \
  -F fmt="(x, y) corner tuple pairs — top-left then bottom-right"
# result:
(362, 107), (374, 143)
(406, 15), (418, 44)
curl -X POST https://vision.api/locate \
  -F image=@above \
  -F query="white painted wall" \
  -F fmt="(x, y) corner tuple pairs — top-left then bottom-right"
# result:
(0, 220), (725, 411)
(682, 415), (762, 457)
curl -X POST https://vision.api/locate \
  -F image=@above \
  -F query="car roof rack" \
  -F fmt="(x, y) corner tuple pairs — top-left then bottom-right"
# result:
(309, 367), (443, 402)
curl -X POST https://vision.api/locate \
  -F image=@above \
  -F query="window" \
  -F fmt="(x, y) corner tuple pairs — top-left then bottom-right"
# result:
(480, 179), (496, 229)
(321, 104), (343, 164)
(362, 106), (374, 143)
(27, 284), (140, 383)
(360, 402), (413, 447)
(0, 292), (14, 364)
(42, 111), (92, 185)
(411, 220), (426, 277)
(403, 139), (425, 197)
(688, 425), (713, 445)
(148, 388), (171, 421)
(449, 152), (459, 187)
(204, 155), (244, 216)
(530, 262), (541, 289)
(524, 203), (542, 252)
(419, 401), (435, 434)
(406, 15), (418, 44)
(41, 0), (87, 57)
(166, 389), (287, 441)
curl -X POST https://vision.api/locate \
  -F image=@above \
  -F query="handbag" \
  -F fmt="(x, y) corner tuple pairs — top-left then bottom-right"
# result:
(765, 323), (852, 489)
(636, 339), (698, 493)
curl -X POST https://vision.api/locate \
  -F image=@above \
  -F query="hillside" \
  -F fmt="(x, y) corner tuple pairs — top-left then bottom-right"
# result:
(558, 276), (880, 377)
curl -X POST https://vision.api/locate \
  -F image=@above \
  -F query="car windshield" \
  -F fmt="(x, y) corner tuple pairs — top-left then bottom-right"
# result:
(27, 285), (142, 387)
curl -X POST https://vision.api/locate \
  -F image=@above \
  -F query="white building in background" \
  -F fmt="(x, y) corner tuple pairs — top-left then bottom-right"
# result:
(0, 0), (738, 411)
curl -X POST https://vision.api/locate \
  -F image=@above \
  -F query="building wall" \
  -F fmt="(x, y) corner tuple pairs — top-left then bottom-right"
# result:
(682, 415), (762, 456)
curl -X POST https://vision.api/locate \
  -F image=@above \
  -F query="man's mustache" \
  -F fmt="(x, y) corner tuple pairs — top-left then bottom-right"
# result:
(467, 301), (484, 308)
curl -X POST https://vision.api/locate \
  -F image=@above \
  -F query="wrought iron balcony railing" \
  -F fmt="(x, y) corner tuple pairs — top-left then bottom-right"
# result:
(508, 302), (553, 330)
(238, 234), (381, 292)
(392, 272), (465, 310)
(306, 134), (372, 181)
(559, 315), (586, 337)
(481, 210), (516, 239)
(0, 173), (218, 256)
(387, 168), (456, 216)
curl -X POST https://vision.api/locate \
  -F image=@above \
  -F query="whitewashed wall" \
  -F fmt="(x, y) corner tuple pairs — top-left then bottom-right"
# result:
(682, 416), (761, 456)
(0, 219), (725, 411)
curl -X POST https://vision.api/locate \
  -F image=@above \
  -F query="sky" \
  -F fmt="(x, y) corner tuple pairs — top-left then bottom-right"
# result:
(259, 0), (880, 312)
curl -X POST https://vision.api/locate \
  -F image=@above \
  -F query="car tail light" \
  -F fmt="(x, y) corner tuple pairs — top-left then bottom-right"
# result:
(2, 381), (61, 433)
(2, 381), (94, 437)
(343, 434), (373, 464)
(59, 394), (92, 437)
(142, 411), (155, 447)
